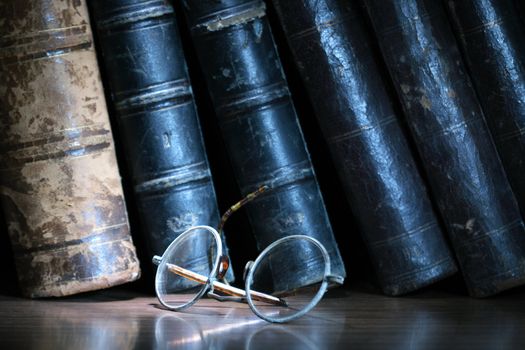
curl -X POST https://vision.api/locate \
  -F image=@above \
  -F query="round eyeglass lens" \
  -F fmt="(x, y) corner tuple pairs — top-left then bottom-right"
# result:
(245, 236), (330, 323)
(155, 226), (221, 310)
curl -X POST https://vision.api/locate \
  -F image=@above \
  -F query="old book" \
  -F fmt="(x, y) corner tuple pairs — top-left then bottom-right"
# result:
(0, 0), (141, 297)
(90, 0), (233, 283)
(270, 0), (457, 296)
(363, 0), (525, 297)
(181, 0), (346, 292)
(445, 0), (525, 216)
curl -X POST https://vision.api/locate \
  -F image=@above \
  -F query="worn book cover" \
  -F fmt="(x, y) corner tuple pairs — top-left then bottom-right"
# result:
(0, 0), (140, 297)
(271, 0), (457, 296)
(363, 0), (525, 297)
(90, 0), (234, 285)
(182, 0), (346, 292)
(445, 0), (525, 216)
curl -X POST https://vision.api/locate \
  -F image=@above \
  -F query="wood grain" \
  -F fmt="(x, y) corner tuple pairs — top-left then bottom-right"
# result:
(0, 284), (523, 349)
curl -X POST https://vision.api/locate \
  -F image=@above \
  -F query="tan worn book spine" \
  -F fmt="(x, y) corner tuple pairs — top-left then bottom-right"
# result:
(0, 0), (141, 297)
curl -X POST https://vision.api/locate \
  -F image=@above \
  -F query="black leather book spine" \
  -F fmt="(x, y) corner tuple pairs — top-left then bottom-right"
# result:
(363, 0), (525, 297)
(181, 0), (345, 291)
(90, 0), (233, 282)
(270, 0), (457, 296)
(445, 0), (525, 216)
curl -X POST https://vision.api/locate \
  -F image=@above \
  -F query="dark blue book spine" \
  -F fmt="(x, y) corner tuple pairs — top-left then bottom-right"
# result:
(90, 0), (233, 282)
(271, 0), (457, 296)
(445, 0), (525, 216)
(363, 0), (525, 297)
(182, 0), (345, 292)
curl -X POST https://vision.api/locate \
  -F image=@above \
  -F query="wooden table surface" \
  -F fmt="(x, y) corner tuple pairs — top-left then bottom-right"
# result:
(0, 284), (523, 349)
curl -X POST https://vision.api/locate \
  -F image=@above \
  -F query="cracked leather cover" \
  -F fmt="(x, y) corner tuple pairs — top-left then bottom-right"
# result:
(271, 0), (457, 296)
(363, 0), (525, 297)
(445, 0), (525, 217)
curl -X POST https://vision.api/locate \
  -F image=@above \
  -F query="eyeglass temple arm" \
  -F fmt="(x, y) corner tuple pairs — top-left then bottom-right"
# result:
(327, 275), (345, 285)
(152, 257), (286, 307)
(217, 185), (269, 235)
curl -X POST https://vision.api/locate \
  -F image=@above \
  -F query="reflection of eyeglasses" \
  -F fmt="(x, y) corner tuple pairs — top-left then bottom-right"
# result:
(152, 187), (344, 323)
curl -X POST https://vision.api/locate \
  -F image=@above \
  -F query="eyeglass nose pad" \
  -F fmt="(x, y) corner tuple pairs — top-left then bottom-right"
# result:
(243, 260), (254, 282)
(152, 255), (162, 266)
(216, 255), (230, 280)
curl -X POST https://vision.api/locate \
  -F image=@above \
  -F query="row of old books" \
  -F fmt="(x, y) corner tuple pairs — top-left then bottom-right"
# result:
(0, 0), (524, 299)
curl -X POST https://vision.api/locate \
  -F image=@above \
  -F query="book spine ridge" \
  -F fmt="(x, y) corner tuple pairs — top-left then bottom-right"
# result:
(115, 80), (193, 116)
(326, 114), (398, 144)
(287, 12), (359, 40)
(189, 0), (265, 32)
(96, 1), (174, 31)
(453, 219), (523, 248)
(217, 83), (290, 119)
(367, 221), (439, 248)
(0, 26), (92, 64)
(12, 224), (130, 255)
(134, 163), (212, 194)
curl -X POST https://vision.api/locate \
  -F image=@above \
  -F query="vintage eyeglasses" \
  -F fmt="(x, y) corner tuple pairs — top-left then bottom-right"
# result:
(152, 186), (344, 323)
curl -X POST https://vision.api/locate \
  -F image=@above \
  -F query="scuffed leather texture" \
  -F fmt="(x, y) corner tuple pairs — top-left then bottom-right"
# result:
(183, 0), (346, 292)
(0, 0), (141, 297)
(272, 0), (457, 296)
(363, 0), (525, 297)
(90, 0), (234, 283)
(445, 0), (525, 217)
